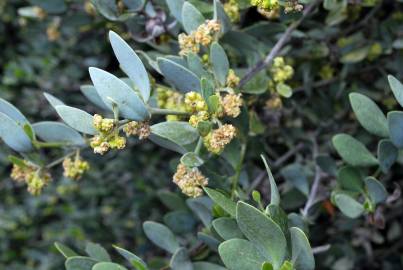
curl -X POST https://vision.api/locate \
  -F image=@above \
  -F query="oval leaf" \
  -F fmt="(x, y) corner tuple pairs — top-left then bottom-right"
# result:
(143, 221), (180, 254)
(65, 256), (97, 270)
(290, 227), (315, 270)
(388, 75), (403, 107)
(150, 121), (198, 146)
(0, 98), (28, 124)
(85, 242), (111, 262)
(212, 217), (244, 240)
(349, 93), (388, 137)
(365, 177), (387, 204)
(334, 193), (364, 218)
(236, 202), (286, 268)
(33, 122), (85, 146)
(55, 105), (97, 135)
(332, 134), (378, 166)
(218, 239), (266, 270)
(181, 2), (205, 34)
(204, 187), (236, 217)
(377, 139), (398, 173)
(89, 67), (149, 121)
(92, 262), (128, 270)
(210, 42), (229, 86)
(387, 111), (403, 148)
(261, 155), (280, 206)
(158, 58), (201, 93)
(0, 112), (33, 152)
(170, 248), (193, 270)
(109, 31), (150, 102)
(80, 85), (109, 110)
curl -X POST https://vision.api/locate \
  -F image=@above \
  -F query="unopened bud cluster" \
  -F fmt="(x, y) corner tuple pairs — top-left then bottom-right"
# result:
(90, 114), (125, 155)
(11, 162), (51, 195)
(157, 87), (186, 121)
(63, 156), (90, 180)
(224, 0), (240, 22)
(178, 20), (221, 56)
(173, 164), (208, 197)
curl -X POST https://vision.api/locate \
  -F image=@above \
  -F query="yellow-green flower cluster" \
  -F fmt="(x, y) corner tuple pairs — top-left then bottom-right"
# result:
(367, 42), (382, 61)
(157, 87), (186, 121)
(178, 20), (221, 56)
(203, 124), (237, 154)
(226, 69), (240, 88)
(11, 163), (51, 195)
(270, 57), (294, 83)
(123, 121), (151, 140)
(173, 164), (208, 198)
(224, 0), (240, 22)
(185, 91), (210, 127)
(251, 0), (279, 10)
(90, 114), (126, 155)
(62, 157), (90, 180)
(319, 64), (335, 80)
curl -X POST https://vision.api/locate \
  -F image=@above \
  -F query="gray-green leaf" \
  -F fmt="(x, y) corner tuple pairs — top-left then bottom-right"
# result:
(109, 31), (150, 102)
(170, 248), (193, 270)
(181, 2), (204, 34)
(213, 217), (244, 240)
(0, 112), (33, 152)
(0, 98), (28, 124)
(158, 58), (201, 93)
(55, 105), (97, 135)
(290, 227), (315, 270)
(349, 93), (388, 137)
(387, 111), (403, 148)
(33, 122), (85, 146)
(143, 221), (180, 253)
(236, 202), (286, 269)
(85, 242), (111, 262)
(332, 134), (378, 166)
(377, 139), (398, 173)
(334, 193), (364, 218)
(89, 67), (149, 121)
(65, 256), (97, 270)
(92, 262), (128, 270)
(365, 177), (387, 204)
(219, 239), (266, 270)
(204, 187), (236, 217)
(388, 75), (403, 107)
(210, 42), (229, 86)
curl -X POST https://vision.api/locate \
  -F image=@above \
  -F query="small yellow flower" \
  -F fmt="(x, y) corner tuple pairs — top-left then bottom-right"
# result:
(226, 69), (240, 88)
(221, 93), (243, 118)
(251, 0), (279, 10)
(63, 157), (90, 180)
(319, 64), (335, 80)
(124, 121), (151, 140)
(224, 0), (240, 22)
(26, 171), (52, 196)
(173, 164), (208, 198)
(270, 57), (294, 83)
(189, 111), (210, 127)
(367, 42), (382, 61)
(109, 135), (126, 150)
(184, 92), (207, 113)
(194, 24), (213, 46)
(90, 136), (110, 155)
(93, 114), (115, 133)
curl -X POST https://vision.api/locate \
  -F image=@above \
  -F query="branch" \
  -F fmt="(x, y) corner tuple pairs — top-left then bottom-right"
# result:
(302, 137), (322, 217)
(238, 0), (321, 87)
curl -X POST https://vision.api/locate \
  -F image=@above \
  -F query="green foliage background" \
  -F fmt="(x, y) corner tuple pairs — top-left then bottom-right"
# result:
(0, 0), (402, 269)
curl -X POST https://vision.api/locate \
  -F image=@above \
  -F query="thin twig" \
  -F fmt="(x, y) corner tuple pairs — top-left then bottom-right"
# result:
(302, 137), (322, 217)
(238, 0), (321, 87)
(312, 244), (331, 254)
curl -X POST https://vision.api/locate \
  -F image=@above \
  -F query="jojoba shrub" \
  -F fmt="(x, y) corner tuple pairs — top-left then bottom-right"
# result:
(0, 0), (403, 269)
